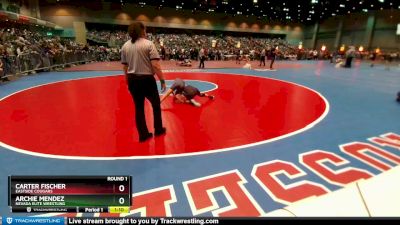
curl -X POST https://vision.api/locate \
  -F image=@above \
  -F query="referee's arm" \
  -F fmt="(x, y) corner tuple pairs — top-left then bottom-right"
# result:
(149, 42), (166, 92)
(121, 48), (129, 81)
(151, 59), (166, 92)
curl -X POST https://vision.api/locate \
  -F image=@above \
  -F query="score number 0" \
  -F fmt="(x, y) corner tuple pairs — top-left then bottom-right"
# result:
(118, 184), (126, 205)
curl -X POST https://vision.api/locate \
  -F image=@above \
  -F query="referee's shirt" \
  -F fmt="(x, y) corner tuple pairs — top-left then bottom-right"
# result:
(121, 38), (160, 75)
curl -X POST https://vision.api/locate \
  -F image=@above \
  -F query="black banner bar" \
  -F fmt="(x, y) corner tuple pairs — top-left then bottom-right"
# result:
(10, 176), (131, 183)
(65, 217), (400, 225)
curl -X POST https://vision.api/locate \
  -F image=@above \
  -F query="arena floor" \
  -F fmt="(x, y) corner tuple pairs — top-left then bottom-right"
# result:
(0, 60), (399, 217)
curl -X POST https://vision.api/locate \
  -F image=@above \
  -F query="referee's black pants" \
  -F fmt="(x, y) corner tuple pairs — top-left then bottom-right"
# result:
(269, 56), (275, 69)
(260, 56), (265, 66)
(127, 75), (163, 140)
(199, 56), (205, 69)
(344, 56), (353, 68)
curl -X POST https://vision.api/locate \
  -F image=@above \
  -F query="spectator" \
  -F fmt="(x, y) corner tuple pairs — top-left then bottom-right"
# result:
(0, 58), (4, 79)
(259, 48), (266, 66)
(198, 48), (205, 69)
(344, 46), (356, 68)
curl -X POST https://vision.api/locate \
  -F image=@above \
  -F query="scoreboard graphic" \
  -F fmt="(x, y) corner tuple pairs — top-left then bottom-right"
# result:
(8, 176), (131, 213)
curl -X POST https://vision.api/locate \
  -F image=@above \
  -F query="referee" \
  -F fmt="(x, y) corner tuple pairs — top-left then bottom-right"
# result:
(121, 22), (166, 142)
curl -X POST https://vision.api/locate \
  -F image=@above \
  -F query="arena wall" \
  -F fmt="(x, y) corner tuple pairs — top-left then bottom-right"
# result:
(37, 2), (304, 45)
(304, 10), (400, 51)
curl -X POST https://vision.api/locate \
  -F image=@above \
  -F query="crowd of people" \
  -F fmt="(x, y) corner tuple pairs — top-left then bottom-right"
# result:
(87, 30), (129, 47)
(1, 23), (399, 81)
(87, 29), (400, 64)
(0, 26), (119, 80)
(88, 30), (305, 62)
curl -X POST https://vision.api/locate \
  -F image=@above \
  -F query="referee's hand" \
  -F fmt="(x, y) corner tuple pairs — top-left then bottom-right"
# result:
(160, 83), (166, 93)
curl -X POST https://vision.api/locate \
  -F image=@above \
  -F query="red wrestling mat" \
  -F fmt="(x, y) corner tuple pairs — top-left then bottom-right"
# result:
(0, 72), (328, 159)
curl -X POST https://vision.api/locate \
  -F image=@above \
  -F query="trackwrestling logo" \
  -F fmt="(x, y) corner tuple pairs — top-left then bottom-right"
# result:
(3, 218), (65, 225)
